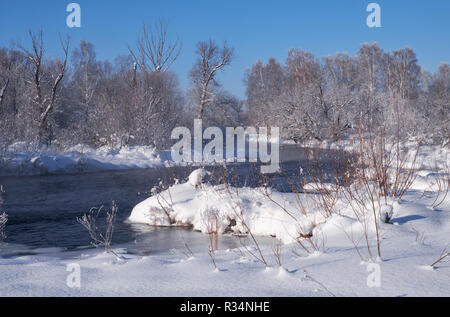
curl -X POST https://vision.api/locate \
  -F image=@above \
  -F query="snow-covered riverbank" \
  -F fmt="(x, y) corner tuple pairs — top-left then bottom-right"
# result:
(1, 185), (449, 297)
(0, 143), (170, 176)
(0, 142), (449, 297)
(1, 164), (449, 296)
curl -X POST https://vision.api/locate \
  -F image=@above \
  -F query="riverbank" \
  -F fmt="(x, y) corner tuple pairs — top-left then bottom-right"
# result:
(0, 143), (169, 176)
(0, 185), (448, 296)
(1, 164), (449, 296)
(1, 139), (447, 177)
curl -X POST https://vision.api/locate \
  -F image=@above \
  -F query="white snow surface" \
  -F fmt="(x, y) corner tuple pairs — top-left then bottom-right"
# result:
(1, 139), (447, 177)
(129, 175), (319, 244)
(0, 143), (169, 176)
(1, 180), (449, 296)
(187, 168), (209, 188)
(0, 145), (449, 296)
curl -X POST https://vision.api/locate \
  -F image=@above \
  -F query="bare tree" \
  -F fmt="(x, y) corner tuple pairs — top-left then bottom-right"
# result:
(129, 20), (182, 73)
(190, 40), (234, 119)
(18, 30), (69, 145)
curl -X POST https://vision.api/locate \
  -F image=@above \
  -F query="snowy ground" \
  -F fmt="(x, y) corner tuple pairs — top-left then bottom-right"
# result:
(0, 196), (448, 297)
(1, 165), (449, 297)
(0, 143), (448, 297)
(1, 139), (447, 177)
(0, 143), (169, 176)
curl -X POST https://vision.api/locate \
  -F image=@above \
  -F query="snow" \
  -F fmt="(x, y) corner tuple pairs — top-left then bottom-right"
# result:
(129, 175), (318, 243)
(1, 187), (449, 297)
(2, 139), (447, 177)
(188, 168), (209, 188)
(0, 145), (449, 296)
(0, 143), (167, 176)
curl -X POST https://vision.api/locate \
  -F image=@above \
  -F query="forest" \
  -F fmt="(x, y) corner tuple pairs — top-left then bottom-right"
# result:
(0, 22), (448, 151)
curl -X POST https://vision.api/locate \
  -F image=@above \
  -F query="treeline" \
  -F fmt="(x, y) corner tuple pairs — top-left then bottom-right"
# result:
(246, 44), (449, 144)
(0, 23), (242, 150)
(0, 23), (448, 150)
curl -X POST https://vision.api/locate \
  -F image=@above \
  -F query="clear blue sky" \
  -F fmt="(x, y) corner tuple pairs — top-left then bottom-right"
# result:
(1, 0), (449, 99)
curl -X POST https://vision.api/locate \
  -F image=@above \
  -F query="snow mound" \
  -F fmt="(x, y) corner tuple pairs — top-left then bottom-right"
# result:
(129, 182), (328, 244)
(188, 169), (208, 188)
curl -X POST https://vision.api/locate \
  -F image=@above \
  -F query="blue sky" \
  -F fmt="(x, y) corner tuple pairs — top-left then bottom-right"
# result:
(1, 0), (449, 99)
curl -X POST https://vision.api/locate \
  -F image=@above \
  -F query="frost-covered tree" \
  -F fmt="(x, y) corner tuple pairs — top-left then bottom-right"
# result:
(243, 43), (449, 144)
(190, 40), (234, 119)
(18, 31), (69, 145)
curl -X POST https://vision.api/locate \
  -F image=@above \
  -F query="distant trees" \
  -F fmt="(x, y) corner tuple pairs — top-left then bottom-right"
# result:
(245, 43), (449, 145)
(67, 42), (184, 148)
(245, 58), (285, 127)
(202, 91), (246, 127)
(0, 48), (24, 146)
(0, 31), (70, 148)
(0, 26), (187, 150)
(0, 29), (448, 151)
(424, 63), (450, 144)
(0, 68), (9, 107)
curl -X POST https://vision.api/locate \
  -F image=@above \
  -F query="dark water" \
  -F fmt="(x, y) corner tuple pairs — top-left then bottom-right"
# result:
(1, 167), (199, 254)
(0, 147), (351, 256)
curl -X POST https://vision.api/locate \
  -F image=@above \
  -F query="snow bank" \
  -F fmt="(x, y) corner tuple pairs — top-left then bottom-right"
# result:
(129, 170), (322, 243)
(0, 143), (166, 176)
(2, 181), (449, 296)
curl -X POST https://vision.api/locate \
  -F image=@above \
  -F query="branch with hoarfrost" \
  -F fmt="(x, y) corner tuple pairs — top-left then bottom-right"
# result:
(272, 243), (283, 267)
(177, 231), (194, 259)
(77, 201), (118, 254)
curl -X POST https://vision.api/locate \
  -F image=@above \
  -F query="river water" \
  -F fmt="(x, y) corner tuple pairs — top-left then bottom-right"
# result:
(0, 147), (350, 257)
